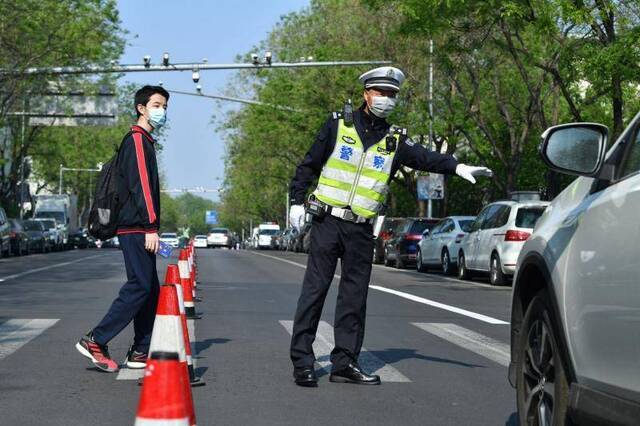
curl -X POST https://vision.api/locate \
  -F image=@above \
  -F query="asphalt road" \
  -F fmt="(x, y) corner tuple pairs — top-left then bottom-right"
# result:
(0, 247), (517, 425)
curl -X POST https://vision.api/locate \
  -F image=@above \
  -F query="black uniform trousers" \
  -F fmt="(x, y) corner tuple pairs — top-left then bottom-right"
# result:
(92, 233), (159, 352)
(290, 214), (375, 370)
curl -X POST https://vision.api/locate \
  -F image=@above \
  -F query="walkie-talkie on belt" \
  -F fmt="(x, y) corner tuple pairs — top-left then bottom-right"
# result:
(343, 99), (353, 127)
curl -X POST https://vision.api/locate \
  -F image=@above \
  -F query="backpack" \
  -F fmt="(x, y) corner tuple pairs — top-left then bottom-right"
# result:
(87, 132), (130, 240)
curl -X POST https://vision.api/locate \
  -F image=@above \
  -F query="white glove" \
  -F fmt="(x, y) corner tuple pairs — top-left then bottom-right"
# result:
(455, 164), (493, 184)
(289, 204), (306, 229)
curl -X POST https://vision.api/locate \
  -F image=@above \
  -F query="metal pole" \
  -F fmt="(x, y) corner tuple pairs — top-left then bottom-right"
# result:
(19, 98), (26, 219)
(1, 60), (393, 77)
(427, 39), (434, 219)
(59, 164), (63, 195)
(167, 89), (300, 112)
(286, 188), (290, 228)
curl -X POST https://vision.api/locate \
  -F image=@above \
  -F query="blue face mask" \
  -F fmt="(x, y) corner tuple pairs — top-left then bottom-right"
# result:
(148, 107), (166, 129)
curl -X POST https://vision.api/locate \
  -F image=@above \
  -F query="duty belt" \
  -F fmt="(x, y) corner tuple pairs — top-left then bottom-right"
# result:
(325, 205), (374, 224)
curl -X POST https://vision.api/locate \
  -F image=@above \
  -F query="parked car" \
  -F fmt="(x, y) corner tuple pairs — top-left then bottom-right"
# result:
(35, 218), (62, 251)
(193, 235), (208, 248)
(457, 199), (549, 285)
(416, 216), (475, 275)
(22, 219), (50, 253)
(293, 222), (312, 253)
(373, 217), (404, 264)
(0, 207), (10, 257)
(8, 219), (29, 256)
(269, 230), (284, 250)
(282, 227), (299, 251)
(384, 218), (440, 269)
(101, 236), (120, 249)
(207, 228), (232, 248)
(160, 232), (180, 248)
(509, 121), (640, 424)
(69, 228), (91, 249)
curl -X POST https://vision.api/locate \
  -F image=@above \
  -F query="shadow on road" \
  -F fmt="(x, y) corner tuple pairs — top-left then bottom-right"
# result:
(505, 412), (518, 425)
(196, 337), (231, 353)
(369, 348), (486, 368)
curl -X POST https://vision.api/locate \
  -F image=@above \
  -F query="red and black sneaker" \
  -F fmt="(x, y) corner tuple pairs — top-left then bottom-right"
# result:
(125, 346), (147, 369)
(75, 331), (119, 373)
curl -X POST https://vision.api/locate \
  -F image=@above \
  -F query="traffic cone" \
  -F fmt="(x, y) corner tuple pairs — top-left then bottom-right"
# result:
(145, 283), (196, 426)
(188, 244), (203, 302)
(134, 351), (189, 426)
(165, 264), (205, 387)
(179, 249), (201, 320)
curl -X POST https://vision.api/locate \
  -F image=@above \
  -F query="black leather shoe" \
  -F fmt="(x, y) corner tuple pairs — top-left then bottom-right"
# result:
(330, 362), (381, 385)
(293, 367), (318, 387)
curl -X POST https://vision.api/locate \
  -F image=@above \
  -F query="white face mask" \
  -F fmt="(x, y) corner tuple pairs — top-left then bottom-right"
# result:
(368, 95), (397, 118)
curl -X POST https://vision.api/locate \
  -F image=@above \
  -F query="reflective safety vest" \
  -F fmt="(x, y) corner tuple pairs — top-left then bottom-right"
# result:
(314, 119), (401, 219)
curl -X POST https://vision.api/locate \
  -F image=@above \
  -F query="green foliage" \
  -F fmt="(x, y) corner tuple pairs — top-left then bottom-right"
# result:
(160, 193), (217, 236)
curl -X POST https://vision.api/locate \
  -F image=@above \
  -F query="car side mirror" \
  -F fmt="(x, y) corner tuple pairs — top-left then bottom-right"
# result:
(422, 229), (430, 237)
(540, 123), (608, 177)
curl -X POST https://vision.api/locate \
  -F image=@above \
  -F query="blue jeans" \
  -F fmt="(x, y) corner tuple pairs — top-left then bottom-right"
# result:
(93, 233), (159, 352)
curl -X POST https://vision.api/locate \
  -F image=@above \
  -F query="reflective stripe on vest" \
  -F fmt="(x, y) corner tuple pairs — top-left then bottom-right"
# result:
(314, 119), (398, 218)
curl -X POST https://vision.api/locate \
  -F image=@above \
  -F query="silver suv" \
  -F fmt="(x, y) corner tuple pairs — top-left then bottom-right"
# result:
(510, 118), (640, 424)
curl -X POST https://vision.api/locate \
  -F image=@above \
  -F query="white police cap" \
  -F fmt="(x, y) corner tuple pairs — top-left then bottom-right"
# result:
(358, 66), (406, 92)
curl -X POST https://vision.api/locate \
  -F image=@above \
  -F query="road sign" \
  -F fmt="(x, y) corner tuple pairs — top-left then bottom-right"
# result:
(205, 210), (218, 225)
(417, 174), (444, 200)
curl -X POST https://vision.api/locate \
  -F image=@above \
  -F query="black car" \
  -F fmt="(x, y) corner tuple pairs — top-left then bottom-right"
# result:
(0, 207), (10, 257)
(373, 217), (405, 264)
(384, 218), (440, 269)
(22, 220), (51, 253)
(69, 228), (91, 249)
(8, 219), (29, 256)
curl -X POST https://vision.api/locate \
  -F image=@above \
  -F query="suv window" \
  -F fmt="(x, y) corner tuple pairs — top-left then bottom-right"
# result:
(489, 206), (511, 229)
(515, 207), (546, 229)
(430, 221), (445, 235)
(442, 220), (455, 233)
(458, 220), (474, 232)
(470, 207), (490, 232)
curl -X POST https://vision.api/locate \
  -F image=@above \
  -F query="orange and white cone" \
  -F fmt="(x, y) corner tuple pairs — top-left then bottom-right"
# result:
(165, 264), (205, 387)
(179, 249), (201, 320)
(146, 283), (196, 426)
(134, 351), (189, 426)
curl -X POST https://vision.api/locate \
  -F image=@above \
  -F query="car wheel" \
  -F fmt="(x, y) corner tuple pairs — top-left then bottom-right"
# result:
(490, 253), (506, 286)
(383, 249), (393, 267)
(441, 249), (454, 276)
(516, 291), (570, 426)
(457, 252), (471, 280)
(394, 255), (404, 269)
(416, 249), (428, 272)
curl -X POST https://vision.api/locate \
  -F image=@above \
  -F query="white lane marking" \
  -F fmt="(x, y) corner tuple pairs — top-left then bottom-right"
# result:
(370, 286), (509, 325)
(0, 319), (59, 361)
(373, 264), (510, 290)
(0, 253), (106, 283)
(280, 320), (410, 382)
(116, 367), (145, 380)
(412, 323), (510, 367)
(254, 252), (508, 325)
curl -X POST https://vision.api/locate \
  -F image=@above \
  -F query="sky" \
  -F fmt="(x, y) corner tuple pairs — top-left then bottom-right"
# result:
(116, 0), (309, 202)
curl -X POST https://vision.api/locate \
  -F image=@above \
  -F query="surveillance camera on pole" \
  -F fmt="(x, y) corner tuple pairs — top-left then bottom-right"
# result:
(192, 67), (200, 83)
(143, 55), (151, 67)
(251, 53), (260, 65)
(196, 84), (202, 94)
(265, 51), (272, 65)
(162, 52), (170, 66)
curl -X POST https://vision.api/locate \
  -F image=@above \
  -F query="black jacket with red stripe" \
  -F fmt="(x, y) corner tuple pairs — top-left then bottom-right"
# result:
(116, 125), (160, 234)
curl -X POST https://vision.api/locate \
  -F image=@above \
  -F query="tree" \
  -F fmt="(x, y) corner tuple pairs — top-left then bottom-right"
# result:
(0, 0), (125, 214)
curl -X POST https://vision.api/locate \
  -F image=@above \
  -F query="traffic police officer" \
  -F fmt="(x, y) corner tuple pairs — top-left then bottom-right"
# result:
(288, 66), (492, 387)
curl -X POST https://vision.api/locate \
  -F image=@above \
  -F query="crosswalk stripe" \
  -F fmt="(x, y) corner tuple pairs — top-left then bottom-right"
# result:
(116, 367), (144, 380)
(412, 323), (510, 367)
(280, 320), (411, 382)
(0, 319), (59, 361)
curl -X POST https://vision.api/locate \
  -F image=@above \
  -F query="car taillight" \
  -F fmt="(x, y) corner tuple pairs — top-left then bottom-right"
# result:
(505, 230), (530, 241)
(379, 231), (390, 240)
(9, 231), (16, 238)
(405, 234), (422, 241)
(454, 233), (465, 243)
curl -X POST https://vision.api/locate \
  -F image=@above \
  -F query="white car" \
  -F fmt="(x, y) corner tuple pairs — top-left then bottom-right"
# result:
(457, 200), (549, 285)
(207, 228), (232, 248)
(509, 121), (640, 424)
(35, 218), (62, 250)
(159, 232), (179, 248)
(416, 216), (475, 275)
(193, 235), (208, 248)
